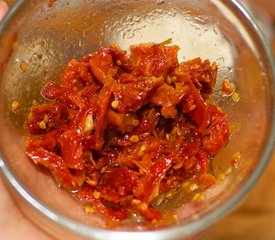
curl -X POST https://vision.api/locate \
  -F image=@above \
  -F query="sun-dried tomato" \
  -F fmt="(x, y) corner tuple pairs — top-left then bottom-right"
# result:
(25, 42), (229, 224)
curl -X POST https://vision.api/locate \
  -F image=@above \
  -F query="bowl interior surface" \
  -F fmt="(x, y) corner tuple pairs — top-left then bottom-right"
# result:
(0, 0), (274, 239)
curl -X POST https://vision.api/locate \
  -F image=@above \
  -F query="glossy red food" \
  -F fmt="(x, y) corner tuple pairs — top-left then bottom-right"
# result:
(25, 42), (229, 224)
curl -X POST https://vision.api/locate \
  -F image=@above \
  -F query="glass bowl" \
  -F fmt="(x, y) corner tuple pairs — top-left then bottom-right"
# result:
(0, 0), (274, 239)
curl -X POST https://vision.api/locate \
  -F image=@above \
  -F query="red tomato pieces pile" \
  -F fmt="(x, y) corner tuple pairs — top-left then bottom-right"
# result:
(25, 42), (229, 224)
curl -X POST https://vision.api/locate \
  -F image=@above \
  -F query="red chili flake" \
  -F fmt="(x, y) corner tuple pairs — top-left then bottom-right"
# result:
(48, 0), (57, 8)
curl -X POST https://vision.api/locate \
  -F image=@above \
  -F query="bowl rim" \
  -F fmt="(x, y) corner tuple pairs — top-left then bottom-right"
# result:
(0, 0), (275, 239)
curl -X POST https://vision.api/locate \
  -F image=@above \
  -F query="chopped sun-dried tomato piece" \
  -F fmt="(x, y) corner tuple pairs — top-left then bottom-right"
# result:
(25, 145), (76, 191)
